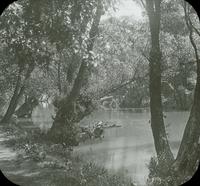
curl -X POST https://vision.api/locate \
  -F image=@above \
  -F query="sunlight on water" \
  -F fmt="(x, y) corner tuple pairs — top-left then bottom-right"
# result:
(32, 104), (55, 132)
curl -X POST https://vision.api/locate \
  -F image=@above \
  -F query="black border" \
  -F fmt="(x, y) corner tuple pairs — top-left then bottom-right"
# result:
(0, 0), (200, 185)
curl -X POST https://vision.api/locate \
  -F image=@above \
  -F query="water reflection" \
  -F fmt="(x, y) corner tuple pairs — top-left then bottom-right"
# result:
(77, 110), (189, 185)
(32, 106), (189, 185)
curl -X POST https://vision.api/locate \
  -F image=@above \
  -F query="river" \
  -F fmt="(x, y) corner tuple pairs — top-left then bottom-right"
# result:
(32, 106), (189, 186)
(76, 110), (189, 186)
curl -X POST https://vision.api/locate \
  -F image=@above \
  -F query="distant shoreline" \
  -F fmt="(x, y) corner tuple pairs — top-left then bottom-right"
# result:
(98, 107), (190, 112)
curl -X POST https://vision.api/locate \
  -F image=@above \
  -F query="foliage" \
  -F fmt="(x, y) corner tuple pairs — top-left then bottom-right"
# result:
(160, 3), (196, 110)
(45, 161), (133, 186)
(3, 120), (134, 186)
(87, 17), (150, 107)
(147, 155), (196, 186)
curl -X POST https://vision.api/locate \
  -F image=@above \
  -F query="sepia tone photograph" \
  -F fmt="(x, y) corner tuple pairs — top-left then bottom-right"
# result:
(0, 0), (199, 185)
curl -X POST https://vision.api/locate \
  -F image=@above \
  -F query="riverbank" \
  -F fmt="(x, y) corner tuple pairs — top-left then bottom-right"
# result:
(0, 111), (189, 186)
(0, 123), (134, 186)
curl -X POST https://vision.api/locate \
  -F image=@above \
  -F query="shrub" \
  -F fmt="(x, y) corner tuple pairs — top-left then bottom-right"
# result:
(147, 156), (180, 186)
(45, 162), (133, 186)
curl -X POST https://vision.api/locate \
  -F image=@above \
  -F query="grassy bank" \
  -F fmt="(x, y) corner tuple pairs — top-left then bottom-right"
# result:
(1, 122), (134, 186)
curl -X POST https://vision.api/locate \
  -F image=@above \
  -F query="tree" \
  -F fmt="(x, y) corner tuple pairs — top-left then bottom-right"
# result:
(143, 0), (200, 184)
(145, 0), (174, 165)
(160, 3), (195, 111)
(47, 0), (104, 145)
(172, 1), (200, 182)
(0, 1), (52, 124)
(89, 17), (149, 106)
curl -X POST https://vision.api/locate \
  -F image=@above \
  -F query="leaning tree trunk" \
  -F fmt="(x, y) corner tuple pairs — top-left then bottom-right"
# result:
(172, 2), (200, 182)
(174, 82), (200, 178)
(15, 96), (38, 118)
(48, 0), (103, 145)
(1, 68), (23, 124)
(146, 0), (174, 165)
(1, 64), (34, 124)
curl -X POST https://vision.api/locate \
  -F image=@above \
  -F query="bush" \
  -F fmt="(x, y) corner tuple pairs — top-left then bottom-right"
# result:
(4, 127), (47, 149)
(45, 162), (133, 186)
(147, 156), (178, 186)
(2, 120), (134, 186)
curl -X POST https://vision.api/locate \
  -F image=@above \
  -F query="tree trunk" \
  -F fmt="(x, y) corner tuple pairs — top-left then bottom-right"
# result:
(1, 64), (34, 124)
(15, 96), (38, 118)
(1, 69), (23, 124)
(146, 0), (174, 164)
(48, 0), (103, 145)
(172, 76), (200, 184)
(67, 4), (94, 85)
(172, 2), (200, 181)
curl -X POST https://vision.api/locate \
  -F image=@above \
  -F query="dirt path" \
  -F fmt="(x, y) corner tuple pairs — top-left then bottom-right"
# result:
(0, 128), (46, 186)
(0, 125), (72, 186)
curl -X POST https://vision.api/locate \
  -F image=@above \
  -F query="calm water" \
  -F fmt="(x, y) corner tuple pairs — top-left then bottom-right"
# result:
(76, 110), (189, 186)
(32, 106), (189, 186)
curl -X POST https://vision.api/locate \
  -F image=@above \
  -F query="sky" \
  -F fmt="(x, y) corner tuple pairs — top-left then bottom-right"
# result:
(101, 0), (144, 20)
(8, 0), (144, 21)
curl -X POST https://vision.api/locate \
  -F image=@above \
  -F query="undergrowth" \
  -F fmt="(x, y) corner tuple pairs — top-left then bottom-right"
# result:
(1, 122), (134, 186)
